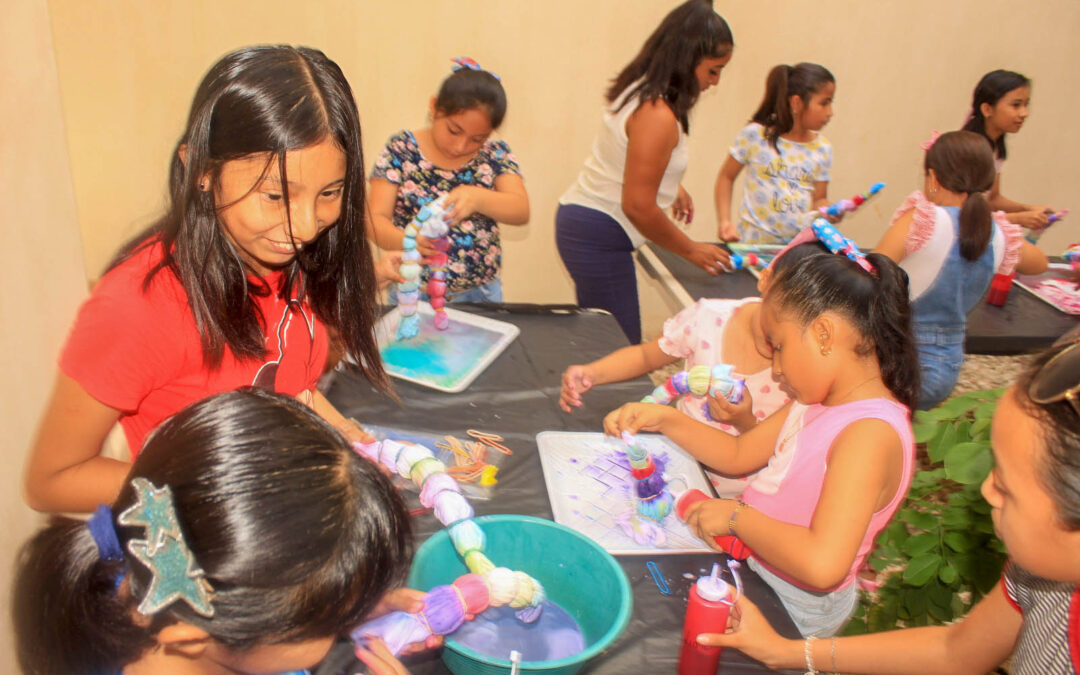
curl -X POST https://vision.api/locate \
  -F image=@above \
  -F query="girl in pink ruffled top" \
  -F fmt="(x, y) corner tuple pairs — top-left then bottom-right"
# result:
(559, 243), (827, 496)
(874, 130), (1047, 409)
(605, 249), (919, 637)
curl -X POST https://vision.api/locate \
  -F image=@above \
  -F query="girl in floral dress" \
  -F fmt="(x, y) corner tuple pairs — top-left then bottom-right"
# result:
(368, 57), (529, 302)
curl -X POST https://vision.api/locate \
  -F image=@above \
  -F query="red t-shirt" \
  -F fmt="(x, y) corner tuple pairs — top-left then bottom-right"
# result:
(60, 241), (328, 456)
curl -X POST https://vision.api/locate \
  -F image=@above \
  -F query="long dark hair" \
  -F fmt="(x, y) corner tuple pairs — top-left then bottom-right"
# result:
(1016, 344), (1080, 530)
(111, 45), (389, 392)
(436, 67), (507, 129)
(961, 69), (1031, 161)
(750, 62), (834, 151)
(925, 130), (997, 261)
(12, 389), (412, 674)
(769, 253), (919, 410)
(606, 0), (733, 133)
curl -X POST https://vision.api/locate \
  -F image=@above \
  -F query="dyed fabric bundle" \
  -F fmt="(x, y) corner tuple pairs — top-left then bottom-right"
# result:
(351, 438), (546, 655)
(397, 195), (452, 339)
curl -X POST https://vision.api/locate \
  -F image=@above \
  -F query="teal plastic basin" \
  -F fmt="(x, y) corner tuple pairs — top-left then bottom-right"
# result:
(408, 515), (632, 675)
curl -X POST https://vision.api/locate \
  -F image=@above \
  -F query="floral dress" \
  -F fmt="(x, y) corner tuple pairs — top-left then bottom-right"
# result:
(371, 130), (523, 292)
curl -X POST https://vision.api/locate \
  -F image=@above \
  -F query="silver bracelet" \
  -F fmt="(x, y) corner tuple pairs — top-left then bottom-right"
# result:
(804, 635), (818, 674)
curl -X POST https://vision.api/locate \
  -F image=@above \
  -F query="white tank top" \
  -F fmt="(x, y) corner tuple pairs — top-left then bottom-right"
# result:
(560, 82), (689, 249)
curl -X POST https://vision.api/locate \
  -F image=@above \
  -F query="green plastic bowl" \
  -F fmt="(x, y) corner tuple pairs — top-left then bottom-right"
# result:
(408, 515), (632, 675)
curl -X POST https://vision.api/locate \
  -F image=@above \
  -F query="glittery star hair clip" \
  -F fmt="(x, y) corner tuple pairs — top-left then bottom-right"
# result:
(451, 56), (500, 81)
(811, 218), (876, 275)
(118, 477), (215, 618)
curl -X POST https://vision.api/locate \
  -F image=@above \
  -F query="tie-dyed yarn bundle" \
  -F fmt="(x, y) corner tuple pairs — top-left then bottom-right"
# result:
(397, 195), (452, 339)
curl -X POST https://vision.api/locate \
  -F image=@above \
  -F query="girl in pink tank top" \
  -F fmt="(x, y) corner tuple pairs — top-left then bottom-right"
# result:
(605, 241), (919, 636)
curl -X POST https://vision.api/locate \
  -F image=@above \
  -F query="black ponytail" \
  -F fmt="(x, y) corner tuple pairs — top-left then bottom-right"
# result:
(13, 518), (158, 674)
(770, 253), (920, 410)
(751, 62), (834, 151)
(925, 130), (997, 261)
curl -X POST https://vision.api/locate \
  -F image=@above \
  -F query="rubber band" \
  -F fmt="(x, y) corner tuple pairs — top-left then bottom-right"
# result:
(646, 561), (670, 595)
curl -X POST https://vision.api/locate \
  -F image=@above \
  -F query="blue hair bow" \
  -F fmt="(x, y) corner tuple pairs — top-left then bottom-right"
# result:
(811, 218), (875, 274)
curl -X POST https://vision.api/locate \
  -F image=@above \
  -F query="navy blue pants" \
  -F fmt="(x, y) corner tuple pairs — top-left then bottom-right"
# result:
(555, 203), (641, 344)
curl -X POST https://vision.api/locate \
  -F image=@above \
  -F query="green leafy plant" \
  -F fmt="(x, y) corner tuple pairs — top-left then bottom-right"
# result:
(845, 388), (1008, 634)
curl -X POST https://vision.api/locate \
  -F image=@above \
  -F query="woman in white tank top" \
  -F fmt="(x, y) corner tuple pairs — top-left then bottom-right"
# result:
(555, 0), (735, 344)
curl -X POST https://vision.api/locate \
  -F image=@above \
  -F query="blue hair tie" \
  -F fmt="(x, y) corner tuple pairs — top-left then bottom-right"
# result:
(88, 504), (124, 562)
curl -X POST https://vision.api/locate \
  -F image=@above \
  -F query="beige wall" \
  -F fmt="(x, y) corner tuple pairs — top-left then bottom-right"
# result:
(1, 0), (88, 671)
(48, 0), (1080, 304)
(3, 2), (1078, 669)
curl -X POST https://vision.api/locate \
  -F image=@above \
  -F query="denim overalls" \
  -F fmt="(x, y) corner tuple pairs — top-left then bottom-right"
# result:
(910, 206), (995, 410)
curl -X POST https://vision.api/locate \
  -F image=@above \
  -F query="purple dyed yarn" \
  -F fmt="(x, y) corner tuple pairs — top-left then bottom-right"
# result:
(671, 370), (690, 393)
(635, 472), (666, 499)
(515, 604), (544, 623)
(422, 585), (469, 634)
(419, 473), (461, 508)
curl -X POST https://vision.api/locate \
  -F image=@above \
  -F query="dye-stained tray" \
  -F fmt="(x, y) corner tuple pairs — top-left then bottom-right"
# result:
(371, 302), (520, 393)
(536, 431), (715, 555)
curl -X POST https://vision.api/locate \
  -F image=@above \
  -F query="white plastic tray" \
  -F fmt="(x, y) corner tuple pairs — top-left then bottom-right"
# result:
(371, 302), (520, 393)
(536, 431), (716, 555)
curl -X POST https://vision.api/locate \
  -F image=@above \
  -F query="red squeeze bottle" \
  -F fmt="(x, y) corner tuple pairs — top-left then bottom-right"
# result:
(675, 489), (752, 560)
(986, 272), (1015, 306)
(678, 563), (733, 675)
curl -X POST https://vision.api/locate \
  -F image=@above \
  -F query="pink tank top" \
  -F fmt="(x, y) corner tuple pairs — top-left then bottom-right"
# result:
(741, 398), (914, 590)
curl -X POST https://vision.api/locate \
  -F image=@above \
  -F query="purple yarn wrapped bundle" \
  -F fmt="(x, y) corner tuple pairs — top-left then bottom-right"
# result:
(635, 472), (666, 500)
(419, 472), (461, 508)
(422, 585), (469, 635)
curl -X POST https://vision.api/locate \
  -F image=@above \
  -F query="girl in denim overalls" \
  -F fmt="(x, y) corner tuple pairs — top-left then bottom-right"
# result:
(874, 130), (1047, 409)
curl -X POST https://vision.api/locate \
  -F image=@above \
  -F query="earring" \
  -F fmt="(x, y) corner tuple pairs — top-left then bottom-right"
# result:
(198, 182), (206, 190)
(820, 343), (831, 357)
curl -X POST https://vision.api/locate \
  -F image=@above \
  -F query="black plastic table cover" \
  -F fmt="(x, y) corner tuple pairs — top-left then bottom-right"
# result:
(639, 243), (1079, 356)
(325, 304), (801, 674)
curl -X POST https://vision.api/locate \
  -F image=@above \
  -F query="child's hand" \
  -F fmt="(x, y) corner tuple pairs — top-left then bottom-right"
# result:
(718, 220), (740, 242)
(696, 595), (793, 670)
(707, 388), (756, 432)
(444, 185), (486, 226)
(414, 235), (441, 258)
(1013, 209), (1050, 230)
(560, 365), (596, 412)
(341, 419), (376, 445)
(354, 637), (412, 675)
(682, 498), (737, 552)
(367, 587), (444, 653)
(672, 185), (694, 224)
(373, 251), (406, 289)
(684, 242), (732, 276)
(603, 402), (672, 436)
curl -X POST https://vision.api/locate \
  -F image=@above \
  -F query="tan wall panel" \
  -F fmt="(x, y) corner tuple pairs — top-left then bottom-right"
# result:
(1, 0), (88, 671)
(48, 0), (1080, 310)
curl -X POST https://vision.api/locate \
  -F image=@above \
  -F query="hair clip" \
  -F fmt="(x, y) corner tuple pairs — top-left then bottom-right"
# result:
(811, 218), (875, 275)
(920, 129), (941, 151)
(450, 56), (500, 81)
(118, 477), (215, 618)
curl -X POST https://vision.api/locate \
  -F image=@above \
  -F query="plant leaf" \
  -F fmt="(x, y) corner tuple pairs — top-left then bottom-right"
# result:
(903, 553), (941, 586)
(902, 532), (939, 557)
(944, 442), (994, 485)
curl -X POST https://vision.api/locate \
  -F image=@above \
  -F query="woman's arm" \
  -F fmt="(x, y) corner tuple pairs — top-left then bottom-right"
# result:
(24, 373), (131, 512)
(560, 339), (677, 412)
(685, 418), (902, 589)
(444, 173), (530, 226)
(714, 155), (744, 241)
(622, 100), (730, 273)
(872, 210), (914, 263)
(701, 581), (1020, 674)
